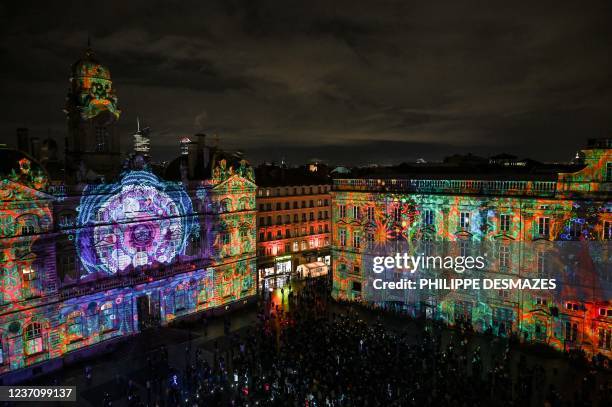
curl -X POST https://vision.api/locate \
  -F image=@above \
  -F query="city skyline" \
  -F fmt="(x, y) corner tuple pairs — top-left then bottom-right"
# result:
(1, 0), (611, 165)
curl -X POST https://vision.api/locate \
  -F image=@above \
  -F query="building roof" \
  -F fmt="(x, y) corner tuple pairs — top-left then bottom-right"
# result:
(0, 146), (48, 179)
(164, 142), (251, 182)
(344, 161), (584, 181)
(256, 165), (331, 187)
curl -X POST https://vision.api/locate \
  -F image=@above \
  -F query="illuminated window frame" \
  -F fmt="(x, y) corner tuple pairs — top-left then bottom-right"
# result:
(500, 214), (511, 233)
(537, 217), (550, 238)
(422, 209), (434, 226)
(603, 220), (611, 240)
(499, 244), (510, 269)
(24, 323), (44, 355)
(460, 212), (470, 229)
(99, 302), (116, 332)
(67, 311), (84, 341)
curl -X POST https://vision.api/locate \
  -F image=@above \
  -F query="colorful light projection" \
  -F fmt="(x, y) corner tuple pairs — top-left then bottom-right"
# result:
(69, 48), (120, 122)
(331, 185), (611, 356)
(1, 166), (53, 306)
(206, 172), (257, 263)
(212, 159), (255, 183)
(75, 170), (199, 276)
(558, 148), (612, 194)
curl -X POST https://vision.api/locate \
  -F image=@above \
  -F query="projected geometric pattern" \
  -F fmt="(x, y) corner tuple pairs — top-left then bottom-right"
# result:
(76, 171), (199, 275)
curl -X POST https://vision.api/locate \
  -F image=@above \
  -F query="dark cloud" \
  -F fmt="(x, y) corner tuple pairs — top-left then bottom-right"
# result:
(0, 0), (610, 165)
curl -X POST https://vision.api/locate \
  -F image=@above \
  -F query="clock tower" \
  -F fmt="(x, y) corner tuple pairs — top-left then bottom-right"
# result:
(64, 45), (121, 182)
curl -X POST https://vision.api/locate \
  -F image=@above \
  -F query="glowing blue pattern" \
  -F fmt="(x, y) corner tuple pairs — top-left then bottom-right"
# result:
(76, 170), (199, 276)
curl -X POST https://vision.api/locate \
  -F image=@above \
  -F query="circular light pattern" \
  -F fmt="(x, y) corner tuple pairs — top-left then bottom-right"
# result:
(94, 184), (182, 273)
(76, 171), (198, 276)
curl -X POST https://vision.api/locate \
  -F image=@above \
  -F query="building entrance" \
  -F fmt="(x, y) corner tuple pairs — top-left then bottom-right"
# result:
(137, 293), (161, 330)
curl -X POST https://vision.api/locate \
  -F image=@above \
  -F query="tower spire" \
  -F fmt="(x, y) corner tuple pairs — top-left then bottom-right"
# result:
(133, 117), (150, 156)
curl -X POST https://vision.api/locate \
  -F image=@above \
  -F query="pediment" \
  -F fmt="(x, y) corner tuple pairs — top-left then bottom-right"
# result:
(212, 174), (256, 192)
(0, 179), (55, 202)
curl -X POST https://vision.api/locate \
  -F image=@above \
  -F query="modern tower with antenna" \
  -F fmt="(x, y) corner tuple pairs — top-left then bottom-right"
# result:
(133, 116), (151, 156)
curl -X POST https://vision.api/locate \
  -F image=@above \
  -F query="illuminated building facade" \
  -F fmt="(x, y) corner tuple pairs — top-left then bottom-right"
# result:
(256, 165), (332, 289)
(331, 140), (611, 357)
(0, 151), (257, 382)
(0, 50), (257, 383)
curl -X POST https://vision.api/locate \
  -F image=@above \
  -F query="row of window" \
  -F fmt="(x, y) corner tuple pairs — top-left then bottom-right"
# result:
(6, 214), (42, 236)
(56, 198), (251, 229)
(259, 224), (330, 241)
(217, 228), (251, 246)
(52, 231), (250, 277)
(258, 199), (329, 212)
(257, 185), (331, 197)
(340, 205), (485, 230)
(12, 302), (118, 359)
(338, 204), (612, 240)
(218, 198), (251, 213)
(258, 237), (330, 256)
(337, 234), (549, 275)
(339, 205), (452, 227)
(258, 211), (330, 226)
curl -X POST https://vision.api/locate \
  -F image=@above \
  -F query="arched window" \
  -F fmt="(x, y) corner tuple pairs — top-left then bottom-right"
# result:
(220, 198), (232, 212)
(218, 227), (231, 246)
(67, 311), (84, 341)
(24, 322), (44, 355)
(99, 302), (116, 332)
(239, 224), (250, 241)
(58, 211), (76, 228)
(238, 197), (249, 211)
(17, 214), (39, 236)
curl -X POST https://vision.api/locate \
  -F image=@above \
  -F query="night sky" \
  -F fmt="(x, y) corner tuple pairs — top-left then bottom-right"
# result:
(1, 0), (611, 166)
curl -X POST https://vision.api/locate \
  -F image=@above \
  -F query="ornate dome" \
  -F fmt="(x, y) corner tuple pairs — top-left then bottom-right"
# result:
(66, 46), (120, 122)
(71, 47), (111, 80)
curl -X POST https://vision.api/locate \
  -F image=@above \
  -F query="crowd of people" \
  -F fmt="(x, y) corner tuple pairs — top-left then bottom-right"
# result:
(95, 277), (610, 406)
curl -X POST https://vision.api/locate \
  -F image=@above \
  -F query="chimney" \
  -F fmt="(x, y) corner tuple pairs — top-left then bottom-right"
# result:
(30, 137), (41, 161)
(196, 133), (210, 171)
(17, 128), (29, 154)
(180, 155), (188, 184)
(187, 141), (198, 179)
(196, 133), (206, 152)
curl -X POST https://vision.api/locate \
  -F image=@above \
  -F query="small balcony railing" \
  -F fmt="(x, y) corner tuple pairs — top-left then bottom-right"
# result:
(333, 178), (557, 197)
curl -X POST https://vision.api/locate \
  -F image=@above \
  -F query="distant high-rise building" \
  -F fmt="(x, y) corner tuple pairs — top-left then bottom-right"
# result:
(180, 137), (193, 156)
(133, 118), (151, 156)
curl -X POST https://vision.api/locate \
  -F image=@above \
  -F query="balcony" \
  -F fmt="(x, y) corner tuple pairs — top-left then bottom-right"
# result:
(57, 260), (208, 300)
(333, 178), (557, 197)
